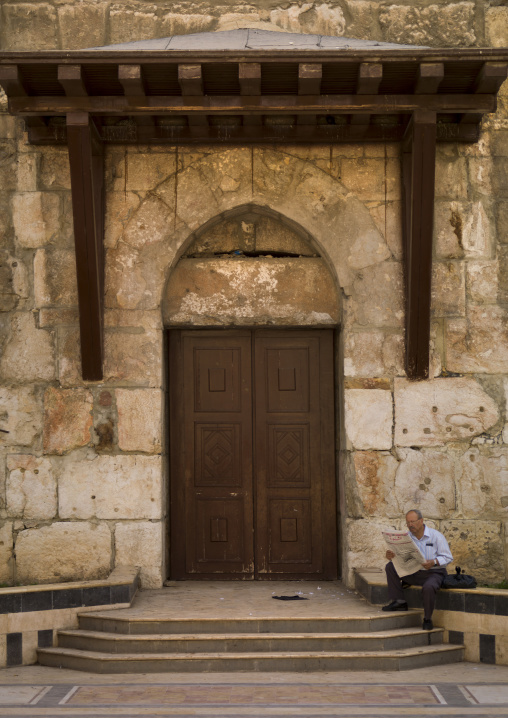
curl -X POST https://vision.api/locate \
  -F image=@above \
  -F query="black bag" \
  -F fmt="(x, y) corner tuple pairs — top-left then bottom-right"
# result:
(442, 566), (477, 589)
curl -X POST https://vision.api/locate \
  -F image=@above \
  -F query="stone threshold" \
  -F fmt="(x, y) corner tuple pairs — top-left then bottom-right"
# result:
(355, 568), (508, 665)
(0, 566), (139, 615)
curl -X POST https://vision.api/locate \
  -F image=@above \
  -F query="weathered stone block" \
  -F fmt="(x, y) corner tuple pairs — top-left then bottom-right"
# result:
(115, 521), (163, 588)
(441, 520), (502, 585)
(493, 158), (508, 197)
(6, 455), (56, 520)
(350, 262), (404, 328)
(12, 192), (60, 248)
(458, 448), (508, 520)
(393, 448), (456, 518)
(270, 4), (346, 35)
(486, 7), (508, 48)
(163, 257), (339, 326)
(0, 141), (20, 191)
(125, 153), (176, 192)
(105, 192), (141, 249)
(0, 313), (55, 382)
(121, 194), (174, 249)
(43, 387), (93, 456)
(16, 153), (38, 192)
(109, 8), (160, 46)
(352, 451), (399, 518)
(0, 387), (42, 448)
(0, 522), (13, 583)
(468, 158), (493, 197)
(431, 261), (465, 317)
(58, 3), (107, 50)
(434, 201), (492, 259)
(117, 389), (162, 454)
(103, 329), (162, 387)
(344, 0), (381, 41)
(1, 3), (58, 51)
(446, 307), (508, 374)
(57, 327), (82, 387)
(394, 377), (499, 447)
(379, 3), (475, 47)
(369, 201), (403, 261)
(0, 115), (16, 140)
(345, 517), (395, 585)
(434, 156), (468, 200)
(161, 13), (215, 36)
(34, 248), (78, 307)
(15, 522), (111, 584)
(59, 454), (162, 520)
(39, 151), (71, 190)
(467, 261), (498, 304)
(340, 158), (399, 202)
(104, 309), (162, 332)
(496, 202), (508, 244)
(344, 330), (404, 378)
(345, 389), (393, 450)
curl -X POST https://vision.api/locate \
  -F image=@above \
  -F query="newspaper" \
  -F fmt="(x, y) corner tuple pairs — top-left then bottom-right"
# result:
(382, 529), (425, 577)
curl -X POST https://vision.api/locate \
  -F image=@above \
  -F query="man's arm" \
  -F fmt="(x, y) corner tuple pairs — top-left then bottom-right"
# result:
(434, 531), (453, 567)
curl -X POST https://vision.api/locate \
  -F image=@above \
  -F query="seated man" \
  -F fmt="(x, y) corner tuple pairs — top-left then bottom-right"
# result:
(382, 509), (453, 630)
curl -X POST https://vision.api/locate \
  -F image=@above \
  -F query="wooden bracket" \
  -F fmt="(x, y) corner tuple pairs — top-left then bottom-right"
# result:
(401, 110), (437, 380)
(66, 111), (104, 381)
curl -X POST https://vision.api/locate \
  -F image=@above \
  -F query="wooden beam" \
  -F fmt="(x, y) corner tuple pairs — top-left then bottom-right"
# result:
(356, 62), (382, 94)
(26, 119), (481, 145)
(0, 64), (27, 96)
(239, 63), (261, 95)
(415, 63), (444, 94)
(178, 64), (203, 96)
(118, 64), (146, 96)
(9, 93), (497, 116)
(58, 65), (88, 97)
(66, 111), (104, 381)
(473, 62), (508, 93)
(401, 110), (437, 380)
(298, 63), (322, 95)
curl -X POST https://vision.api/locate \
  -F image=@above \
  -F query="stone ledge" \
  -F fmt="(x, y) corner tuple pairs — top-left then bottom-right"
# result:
(0, 566), (139, 614)
(355, 568), (508, 665)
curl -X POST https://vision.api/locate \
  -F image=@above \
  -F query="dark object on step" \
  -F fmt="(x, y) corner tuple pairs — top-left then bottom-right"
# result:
(272, 595), (308, 600)
(442, 566), (477, 589)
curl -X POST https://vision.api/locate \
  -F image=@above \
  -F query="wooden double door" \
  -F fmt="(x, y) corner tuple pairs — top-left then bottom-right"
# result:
(169, 329), (337, 579)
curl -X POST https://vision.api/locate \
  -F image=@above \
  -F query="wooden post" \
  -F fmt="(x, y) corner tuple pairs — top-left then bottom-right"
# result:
(67, 111), (104, 381)
(402, 110), (437, 380)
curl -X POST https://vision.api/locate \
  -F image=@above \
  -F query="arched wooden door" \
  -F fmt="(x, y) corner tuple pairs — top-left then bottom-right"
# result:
(169, 329), (337, 579)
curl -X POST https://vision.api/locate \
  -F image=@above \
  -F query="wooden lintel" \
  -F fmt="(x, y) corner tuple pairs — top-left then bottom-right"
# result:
(9, 92), (497, 116)
(415, 63), (444, 94)
(66, 111), (104, 381)
(119, 64), (146, 96)
(357, 63), (382, 94)
(474, 62), (508, 94)
(298, 63), (322, 95)
(401, 109), (437, 380)
(239, 63), (261, 95)
(26, 118), (482, 145)
(58, 65), (88, 97)
(178, 64), (203, 96)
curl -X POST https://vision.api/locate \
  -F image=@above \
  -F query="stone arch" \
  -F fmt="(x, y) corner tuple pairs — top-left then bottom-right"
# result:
(106, 147), (396, 317)
(162, 204), (341, 327)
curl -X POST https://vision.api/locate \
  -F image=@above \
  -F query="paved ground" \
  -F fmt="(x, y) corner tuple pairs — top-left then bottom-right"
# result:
(1, 581), (508, 717)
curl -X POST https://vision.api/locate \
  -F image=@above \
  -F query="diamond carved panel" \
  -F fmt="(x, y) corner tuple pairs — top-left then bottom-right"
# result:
(268, 424), (310, 487)
(195, 423), (242, 487)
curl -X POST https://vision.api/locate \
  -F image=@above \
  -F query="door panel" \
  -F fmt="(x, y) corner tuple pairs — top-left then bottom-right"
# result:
(169, 329), (337, 580)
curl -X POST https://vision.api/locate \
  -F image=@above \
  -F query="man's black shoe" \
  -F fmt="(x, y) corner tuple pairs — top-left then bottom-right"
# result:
(382, 600), (408, 612)
(422, 619), (433, 630)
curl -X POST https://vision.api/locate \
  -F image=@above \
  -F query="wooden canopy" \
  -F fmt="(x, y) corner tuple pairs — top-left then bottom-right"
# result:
(1, 29), (507, 380)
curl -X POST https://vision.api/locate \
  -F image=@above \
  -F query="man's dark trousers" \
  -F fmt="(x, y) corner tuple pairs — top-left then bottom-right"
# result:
(385, 562), (447, 619)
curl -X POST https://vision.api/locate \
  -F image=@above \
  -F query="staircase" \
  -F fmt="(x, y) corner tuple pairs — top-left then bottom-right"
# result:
(37, 610), (463, 672)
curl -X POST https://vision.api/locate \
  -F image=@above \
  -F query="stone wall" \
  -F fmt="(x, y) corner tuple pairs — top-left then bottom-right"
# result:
(1, 0), (508, 52)
(0, 1), (508, 588)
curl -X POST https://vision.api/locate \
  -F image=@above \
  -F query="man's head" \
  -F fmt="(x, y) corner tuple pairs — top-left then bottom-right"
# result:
(406, 509), (424, 537)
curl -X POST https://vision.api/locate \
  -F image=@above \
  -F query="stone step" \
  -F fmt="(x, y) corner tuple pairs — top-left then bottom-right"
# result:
(37, 643), (464, 673)
(77, 611), (423, 635)
(58, 626), (443, 654)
